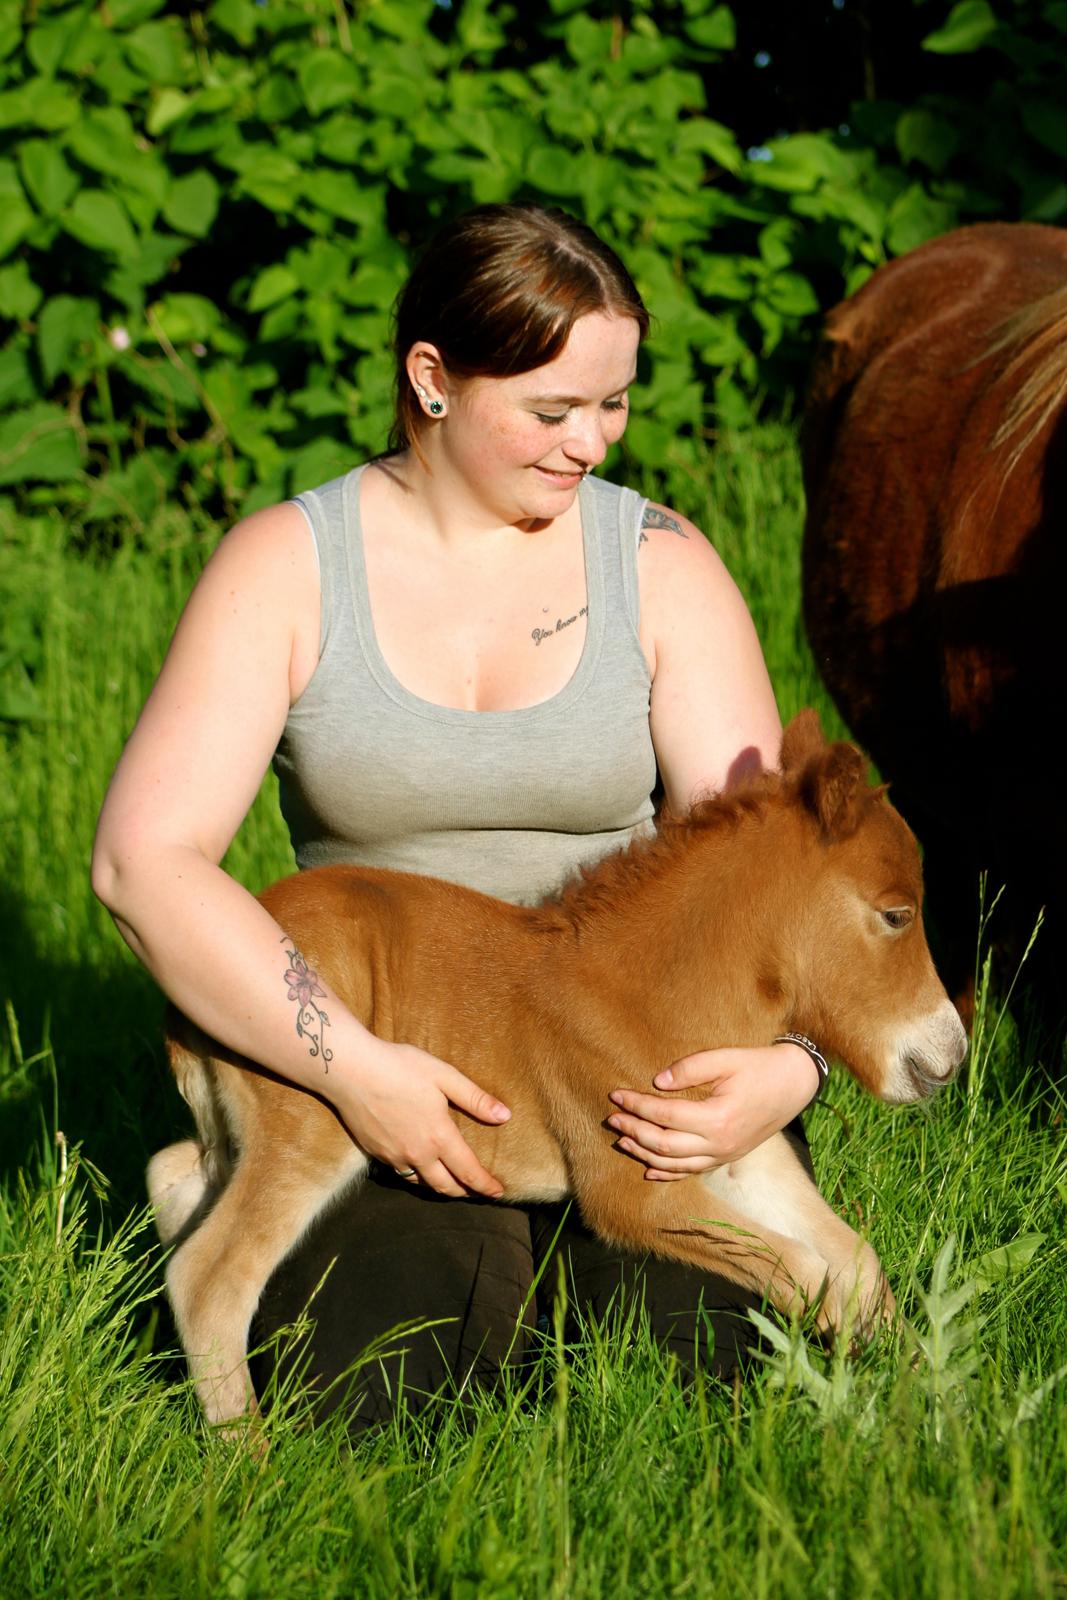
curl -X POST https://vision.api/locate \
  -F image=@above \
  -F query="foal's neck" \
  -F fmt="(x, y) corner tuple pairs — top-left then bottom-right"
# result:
(553, 801), (803, 1059)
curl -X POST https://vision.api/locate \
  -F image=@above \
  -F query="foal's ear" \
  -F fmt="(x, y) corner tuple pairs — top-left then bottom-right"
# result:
(779, 708), (826, 774)
(804, 742), (870, 838)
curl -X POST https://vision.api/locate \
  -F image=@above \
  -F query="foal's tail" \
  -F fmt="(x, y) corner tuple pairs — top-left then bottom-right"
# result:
(165, 1007), (234, 1192)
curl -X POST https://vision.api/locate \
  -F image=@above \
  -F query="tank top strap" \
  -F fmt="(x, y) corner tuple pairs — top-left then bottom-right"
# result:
(290, 469), (359, 656)
(579, 473), (648, 637)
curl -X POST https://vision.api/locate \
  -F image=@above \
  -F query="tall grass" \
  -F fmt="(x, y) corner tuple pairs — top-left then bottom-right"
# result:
(1, 429), (1065, 1597)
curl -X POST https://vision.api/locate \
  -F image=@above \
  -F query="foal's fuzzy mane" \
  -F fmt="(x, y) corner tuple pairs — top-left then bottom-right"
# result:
(533, 768), (782, 930)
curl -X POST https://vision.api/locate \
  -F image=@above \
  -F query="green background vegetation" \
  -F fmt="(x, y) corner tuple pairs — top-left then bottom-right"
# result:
(2, 1), (1067, 1593)
(3, 0), (1067, 546)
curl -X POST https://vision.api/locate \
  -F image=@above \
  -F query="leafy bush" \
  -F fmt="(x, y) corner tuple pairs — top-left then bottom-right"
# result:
(0, 0), (1065, 533)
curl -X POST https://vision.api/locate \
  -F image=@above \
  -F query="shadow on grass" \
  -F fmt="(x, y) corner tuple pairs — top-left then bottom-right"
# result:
(0, 880), (191, 1218)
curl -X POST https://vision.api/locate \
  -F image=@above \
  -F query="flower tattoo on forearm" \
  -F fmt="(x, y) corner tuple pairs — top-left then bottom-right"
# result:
(282, 940), (334, 1071)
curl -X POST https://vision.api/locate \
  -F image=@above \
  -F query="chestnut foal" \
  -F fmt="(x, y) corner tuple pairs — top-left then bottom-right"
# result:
(148, 712), (966, 1425)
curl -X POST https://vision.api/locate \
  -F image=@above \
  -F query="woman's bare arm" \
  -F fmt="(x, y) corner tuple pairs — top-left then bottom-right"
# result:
(92, 505), (509, 1196)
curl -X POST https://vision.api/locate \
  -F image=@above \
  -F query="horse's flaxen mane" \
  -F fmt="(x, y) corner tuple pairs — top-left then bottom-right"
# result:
(986, 282), (1067, 469)
(533, 772), (781, 930)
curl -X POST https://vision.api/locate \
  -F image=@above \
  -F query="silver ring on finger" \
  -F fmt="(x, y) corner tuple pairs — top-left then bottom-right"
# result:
(394, 1167), (417, 1179)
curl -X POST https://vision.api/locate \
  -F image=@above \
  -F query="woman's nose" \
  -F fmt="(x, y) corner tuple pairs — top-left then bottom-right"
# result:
(564, 410), (608, 468)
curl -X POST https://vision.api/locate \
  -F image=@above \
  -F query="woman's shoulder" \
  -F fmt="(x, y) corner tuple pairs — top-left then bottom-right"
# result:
(636, 498), (740, 598)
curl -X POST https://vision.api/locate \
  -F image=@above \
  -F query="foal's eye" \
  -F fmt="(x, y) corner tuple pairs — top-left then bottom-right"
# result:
(881, 906), (914, 931)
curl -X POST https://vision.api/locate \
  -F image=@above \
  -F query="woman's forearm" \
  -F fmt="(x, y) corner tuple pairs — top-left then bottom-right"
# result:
(92, 844), (383, 1095)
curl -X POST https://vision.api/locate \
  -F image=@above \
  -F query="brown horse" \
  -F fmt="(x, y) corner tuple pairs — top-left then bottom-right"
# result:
(803, 222), (1067, 1013)
(146, 712), (965, 1427)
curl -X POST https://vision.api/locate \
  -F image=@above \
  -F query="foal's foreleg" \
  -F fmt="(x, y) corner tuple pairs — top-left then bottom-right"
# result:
(166, 1140), (368, 1426)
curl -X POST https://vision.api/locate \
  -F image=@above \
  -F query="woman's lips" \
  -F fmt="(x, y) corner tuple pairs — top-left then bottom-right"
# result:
(534, 466), (584, 487)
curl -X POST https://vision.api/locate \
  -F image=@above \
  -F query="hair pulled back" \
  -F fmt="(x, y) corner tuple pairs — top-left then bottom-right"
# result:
(389, 204), (649, 454)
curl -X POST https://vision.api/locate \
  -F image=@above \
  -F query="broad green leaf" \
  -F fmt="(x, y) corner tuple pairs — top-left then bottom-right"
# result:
(0, 77), (81, 131)
(763, 270), (820, 316)
(146, 88), (194, 137)
(124, 19), (187, 84)
(345, 259), (403, 308)
(694, 255), (752, 300)
(162, 170), (221, 237)
(233, 151), (302, 213)
(257, 74), (303, 125)
(896, 109), (959, 173)
(0, 402), (83, 485)
(108, 0), (168, 27)
(684, 6), (735, 50)
(288, 239), (348, 295)
(0, 163), (33, 259)
(18, 140), (79, 215)
(67, 108), (138, 179)
(746, 134), (856, 193)
(147, 293), (220, 345)
(0, 345), (36, 409)
(248, 264), (299, 312)
(0, 260), (43, 321)
(27, 11), (89, 77)
(61, 189), (140, 257)
(922, 1), (998, 54)
(526, 145), (585, 198)
(211, 0), (259, 47)
(37, 294), (99, 385)
(297, 50), (361, 117)
(973, 1233), (1044, 1288)
(302, 169), (381, 225)
(675, 118), (742, 173)
(885, 183), (956, 255)
(0, 21), (21, 64)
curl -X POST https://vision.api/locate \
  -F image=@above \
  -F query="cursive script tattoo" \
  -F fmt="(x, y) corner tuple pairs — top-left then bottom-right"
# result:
(531, 605), (588, 646)
(639, 505), (688, 545)
(281, 939), (334, 1071)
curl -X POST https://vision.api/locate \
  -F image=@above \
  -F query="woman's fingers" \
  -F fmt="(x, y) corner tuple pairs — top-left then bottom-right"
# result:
(608, 1089), (709, 1133)
(439, 1063), (511, 1126)
(607, 1110), (709, 1160)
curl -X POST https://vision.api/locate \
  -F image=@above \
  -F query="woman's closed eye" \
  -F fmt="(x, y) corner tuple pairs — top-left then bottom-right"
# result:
(533, 399), (629, 426)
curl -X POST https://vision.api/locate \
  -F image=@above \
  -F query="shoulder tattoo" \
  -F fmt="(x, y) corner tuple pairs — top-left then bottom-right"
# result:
(640, 505), (688, 544)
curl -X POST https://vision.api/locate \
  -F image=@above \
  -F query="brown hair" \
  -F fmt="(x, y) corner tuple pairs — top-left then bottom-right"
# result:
(387, 204), (650, 455)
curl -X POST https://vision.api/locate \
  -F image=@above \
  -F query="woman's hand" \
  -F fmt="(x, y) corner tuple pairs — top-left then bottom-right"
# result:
(606, 1042), (820, 1180)
(331, 1039), (512, 1199)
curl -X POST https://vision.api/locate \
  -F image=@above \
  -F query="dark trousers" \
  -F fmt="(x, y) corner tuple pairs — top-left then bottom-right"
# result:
(249, 1120), (814, 1428)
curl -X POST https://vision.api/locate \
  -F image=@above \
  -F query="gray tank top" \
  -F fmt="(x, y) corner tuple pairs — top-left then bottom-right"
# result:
(272, 465), (657, 905)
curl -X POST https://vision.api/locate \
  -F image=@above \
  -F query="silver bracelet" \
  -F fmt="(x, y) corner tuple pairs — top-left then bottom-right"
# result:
(773, 1033), (830, 1104)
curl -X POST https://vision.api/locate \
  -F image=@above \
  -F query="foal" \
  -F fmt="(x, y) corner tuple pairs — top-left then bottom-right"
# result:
(149, 712), (966, 1425)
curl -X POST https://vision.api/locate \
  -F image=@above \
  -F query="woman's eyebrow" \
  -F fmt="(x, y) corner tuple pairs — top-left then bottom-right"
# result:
(526, 377), (637, 405)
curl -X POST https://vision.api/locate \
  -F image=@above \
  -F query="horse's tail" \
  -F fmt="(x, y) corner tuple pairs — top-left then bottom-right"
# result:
(165, 1009), (234, 1192)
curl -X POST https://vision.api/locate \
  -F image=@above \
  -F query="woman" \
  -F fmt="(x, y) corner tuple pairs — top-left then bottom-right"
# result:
(92, 204), (823, 1424)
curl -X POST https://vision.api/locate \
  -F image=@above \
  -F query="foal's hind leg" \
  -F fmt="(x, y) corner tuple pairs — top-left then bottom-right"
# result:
(147, 1140), (212, 1246)
(575, 1165), (845, 1335)
(167, 1141), (368, 1425)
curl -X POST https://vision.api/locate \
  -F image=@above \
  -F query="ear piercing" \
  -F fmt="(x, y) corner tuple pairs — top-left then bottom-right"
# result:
(415, 382), (445, 417)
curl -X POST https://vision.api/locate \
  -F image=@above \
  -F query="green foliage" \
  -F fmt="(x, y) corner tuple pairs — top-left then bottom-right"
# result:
(0, 0), (1065, 535)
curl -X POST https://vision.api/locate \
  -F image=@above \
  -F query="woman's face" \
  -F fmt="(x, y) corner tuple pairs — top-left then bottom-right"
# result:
(429, 311), (641, 521)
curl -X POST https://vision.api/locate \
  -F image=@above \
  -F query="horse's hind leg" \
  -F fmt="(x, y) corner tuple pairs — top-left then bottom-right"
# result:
(575, 1167), (841, 1334)
(167, 1142), (368, 1426)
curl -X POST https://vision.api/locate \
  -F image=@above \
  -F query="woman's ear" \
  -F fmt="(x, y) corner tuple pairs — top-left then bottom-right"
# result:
(406, 342), (448, 410)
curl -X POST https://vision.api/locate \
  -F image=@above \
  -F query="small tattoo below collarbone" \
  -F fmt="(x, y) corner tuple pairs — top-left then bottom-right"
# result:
(531, 604), (588, 646)
(281, 938), (334, 1071)
(641, 506), (688, 540)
